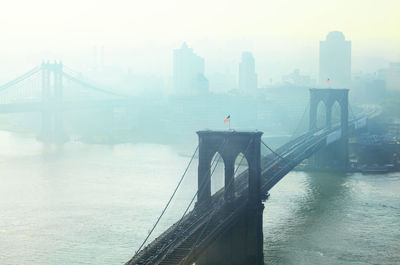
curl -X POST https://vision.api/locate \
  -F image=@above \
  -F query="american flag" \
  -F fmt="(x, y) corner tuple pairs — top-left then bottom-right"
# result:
(224, 115), (231, 123)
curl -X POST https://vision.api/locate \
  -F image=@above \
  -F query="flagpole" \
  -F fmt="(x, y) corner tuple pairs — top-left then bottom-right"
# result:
(224, 115), (231, 130)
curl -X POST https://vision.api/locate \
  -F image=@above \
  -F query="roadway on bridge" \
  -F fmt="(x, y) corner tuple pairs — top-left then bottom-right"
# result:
(126, 116), (370, 265)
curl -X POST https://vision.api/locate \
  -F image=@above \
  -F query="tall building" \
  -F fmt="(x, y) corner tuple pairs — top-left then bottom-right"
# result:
(173, 42), (209, 94)
(319, 31), (351, 87)
(239, 52), (258, 90)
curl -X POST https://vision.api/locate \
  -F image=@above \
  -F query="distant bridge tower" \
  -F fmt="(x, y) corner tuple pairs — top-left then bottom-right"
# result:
(309, 88), (349, 170)
(196, 131), (264, 265)
(39, 61), (66, 143)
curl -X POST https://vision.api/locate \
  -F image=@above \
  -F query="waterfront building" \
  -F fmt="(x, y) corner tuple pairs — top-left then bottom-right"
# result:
(173, 42), (209, 94)
(319, 31), (351, 87)
(239, 52), (258, 90)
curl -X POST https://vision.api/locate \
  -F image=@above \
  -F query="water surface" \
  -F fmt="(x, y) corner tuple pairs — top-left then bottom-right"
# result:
(0, 131), (399, 264)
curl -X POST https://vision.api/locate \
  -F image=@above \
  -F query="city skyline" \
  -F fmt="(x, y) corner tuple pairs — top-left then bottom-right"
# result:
(173, 42), (209, 94)
(239, 52), (258, 90)
(0, 0), (399, 82)
(0, 32), (398, 94)
(0, 2), (398, 265)
(319, 31), (351, 87)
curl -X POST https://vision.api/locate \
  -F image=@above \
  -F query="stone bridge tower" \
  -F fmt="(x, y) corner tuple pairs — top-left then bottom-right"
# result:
(195, 130), (264, 265)
(309, 88), (349, 170)
(40, 62), (66, 143)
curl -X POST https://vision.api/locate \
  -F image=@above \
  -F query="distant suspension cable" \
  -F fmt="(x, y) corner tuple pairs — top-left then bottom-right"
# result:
(290, 102), (310, 140)
(0, 66), (41, 92)
(261, 140), (287, 161)
(135, 145), (199, 255)
(62, 71), (129, 98)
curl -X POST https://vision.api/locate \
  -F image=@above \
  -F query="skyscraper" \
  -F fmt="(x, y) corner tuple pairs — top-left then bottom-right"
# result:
(319, 31), (351, 87)
(239, 52), (258, 90)
(173, 42), (209, 94)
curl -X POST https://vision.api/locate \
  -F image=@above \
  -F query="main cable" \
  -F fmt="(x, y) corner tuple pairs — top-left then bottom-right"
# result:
(290, 102), (310, 140)
(261, 140), (287, 162)
(172, 139), (228, 233)
(135, 144), (199, 255)
(144, 138), (229, 264)
(186, 139), (253, 258)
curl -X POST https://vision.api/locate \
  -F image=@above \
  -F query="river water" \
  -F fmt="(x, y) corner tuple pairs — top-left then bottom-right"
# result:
(0, 131), (399, 265)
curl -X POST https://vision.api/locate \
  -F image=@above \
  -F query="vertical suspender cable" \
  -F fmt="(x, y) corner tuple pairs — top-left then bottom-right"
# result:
(290, 102), (310, 140)
(146, 139), (229, 263)
(135, 145), (199, 255)
(187, 139), (253, 256)
(174, 139), (228, 228)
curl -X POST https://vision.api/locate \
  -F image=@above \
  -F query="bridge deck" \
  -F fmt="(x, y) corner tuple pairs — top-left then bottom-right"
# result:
(126, 117), (370, 265)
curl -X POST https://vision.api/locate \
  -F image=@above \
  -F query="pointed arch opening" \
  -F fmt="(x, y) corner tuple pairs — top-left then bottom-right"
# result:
(316, 100), (327, 129)
(331, 100), (342, 127)
(230, 152), (249, 198)
(234, 152), (249, 178)
(210, 152), (225, 196)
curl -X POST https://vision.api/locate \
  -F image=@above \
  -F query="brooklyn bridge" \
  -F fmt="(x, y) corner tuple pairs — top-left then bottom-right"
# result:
(124, 90), (375, 264)
(0, 64), (377, 265)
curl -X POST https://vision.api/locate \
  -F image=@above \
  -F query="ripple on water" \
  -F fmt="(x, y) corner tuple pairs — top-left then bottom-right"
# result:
(0, 133), (399, 265)
(264, 171), (400, 265)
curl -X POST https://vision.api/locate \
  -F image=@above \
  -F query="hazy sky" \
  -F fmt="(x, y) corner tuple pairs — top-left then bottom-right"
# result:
(1, 0), (399, 80)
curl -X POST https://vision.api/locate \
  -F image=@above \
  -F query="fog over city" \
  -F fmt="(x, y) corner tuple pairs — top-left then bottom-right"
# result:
(0, 1), (399, 265)
(0, 0), (398, 141)
(1, 0), (399, 83)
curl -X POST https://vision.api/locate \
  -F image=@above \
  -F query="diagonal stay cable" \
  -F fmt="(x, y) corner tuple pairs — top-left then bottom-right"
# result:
(176, 138), (228, 223)
(261, 140), (289, 162)
(140, 139), (229, 264)
(290, 102), (310, 140)
(260, 139), (303, 177)
(135, 145), (199, 255)
(186, 139), (253, 258)
(172, 139), (227, 233)
(261, 132), (326, 191)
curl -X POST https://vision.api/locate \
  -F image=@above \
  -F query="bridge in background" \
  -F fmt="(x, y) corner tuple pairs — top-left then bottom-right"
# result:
(0, 62), (134, 142)
(0, 65), (378, 264)
(125, 88), (376, 265)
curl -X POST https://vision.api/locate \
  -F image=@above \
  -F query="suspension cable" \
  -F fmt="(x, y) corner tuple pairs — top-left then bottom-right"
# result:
(262, 133), (323, 190)
(175, 138), (228, 227)
(63, 65), (132, 99)
(62, 71), (129, 98)
(143, 138), (229, 263)
(290, 102), (310, 139)
(0, 66), (41, 92)
(187, 139), (253, 256)
(135, 144), (199, 254)
(63, 65), (82, 77)
(261, 140), (287, 161)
